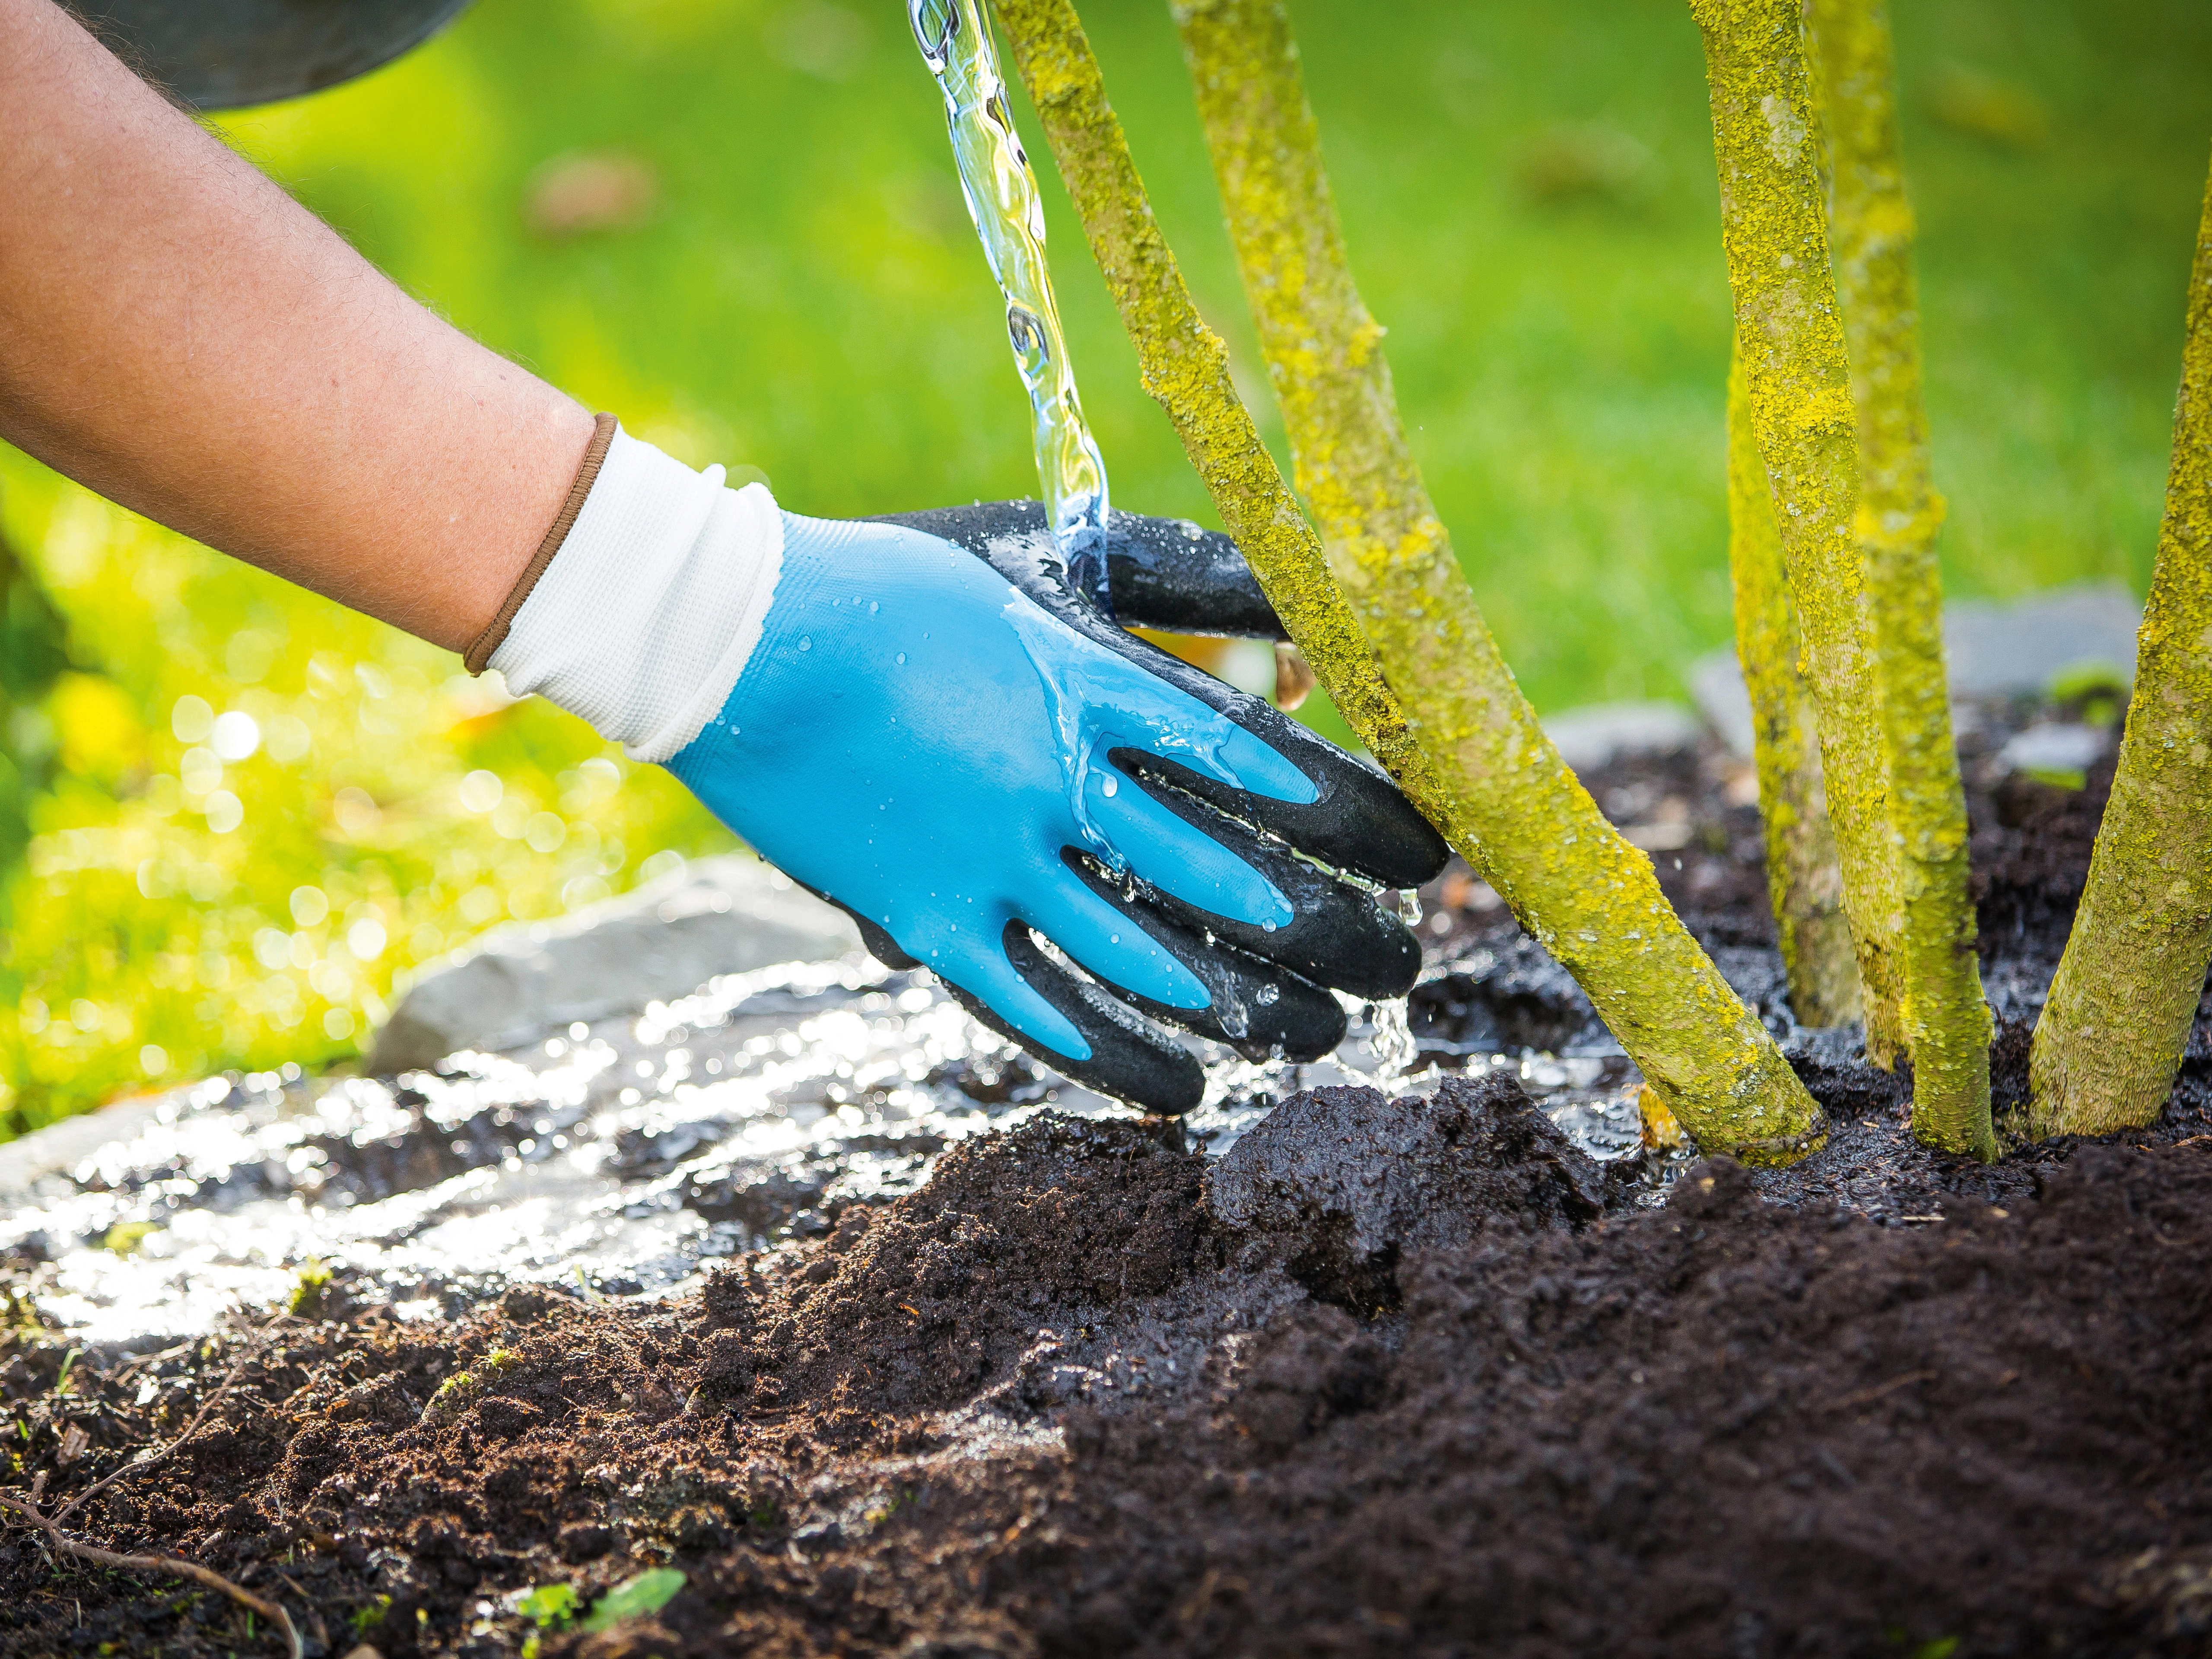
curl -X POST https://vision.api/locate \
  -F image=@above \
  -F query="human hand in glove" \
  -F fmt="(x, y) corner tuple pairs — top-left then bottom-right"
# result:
(477, 423), (1447, 1113)
(2, 0), (1436, 1113)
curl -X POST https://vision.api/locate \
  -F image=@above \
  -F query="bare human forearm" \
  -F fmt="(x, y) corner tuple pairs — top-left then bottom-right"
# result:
(0, 0), (594, 652)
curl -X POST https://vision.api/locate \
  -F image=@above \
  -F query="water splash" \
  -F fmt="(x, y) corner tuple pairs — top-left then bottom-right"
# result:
(0, 960), (1106, 1343)
(1367, 997), (1418, 1081)
(909, 0), (1111, 605)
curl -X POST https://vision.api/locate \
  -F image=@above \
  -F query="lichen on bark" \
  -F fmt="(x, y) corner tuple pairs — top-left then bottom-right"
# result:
(1805, 0), (1993, 1158)
(1727, 335), (1860, 1028)
(1132, 0), (1819, 1159)
(2029, 157), (2212, 1136)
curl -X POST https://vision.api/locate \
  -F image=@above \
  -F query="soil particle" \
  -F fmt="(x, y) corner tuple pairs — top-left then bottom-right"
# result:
(1205, 1072), (1609, 1312)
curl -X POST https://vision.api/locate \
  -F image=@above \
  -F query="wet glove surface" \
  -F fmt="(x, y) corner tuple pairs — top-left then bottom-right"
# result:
(667, 504), (1446, 1113)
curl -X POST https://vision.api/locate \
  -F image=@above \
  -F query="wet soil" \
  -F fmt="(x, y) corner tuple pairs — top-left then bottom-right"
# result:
(9, 724), (2212, 1659)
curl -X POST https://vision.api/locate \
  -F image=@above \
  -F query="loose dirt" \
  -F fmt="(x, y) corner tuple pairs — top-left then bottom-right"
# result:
(7, 724), (2211, 1659)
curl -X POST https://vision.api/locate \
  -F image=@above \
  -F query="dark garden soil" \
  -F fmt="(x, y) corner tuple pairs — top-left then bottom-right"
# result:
(9, 725), (2212, 1659)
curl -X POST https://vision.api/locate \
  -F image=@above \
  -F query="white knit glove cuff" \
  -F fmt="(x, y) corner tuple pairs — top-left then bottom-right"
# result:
(490, 427), (783, 763)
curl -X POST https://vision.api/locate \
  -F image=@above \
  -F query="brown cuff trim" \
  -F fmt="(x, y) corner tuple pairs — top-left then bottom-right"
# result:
(463, 411), (619, 675)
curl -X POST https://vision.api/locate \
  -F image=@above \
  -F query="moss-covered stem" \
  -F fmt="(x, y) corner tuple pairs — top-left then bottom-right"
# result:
(1727, 335), (1860, 1027)
(1689, 0), (1907, 1078)
(1806, 0), (1993, 1157)
(2029, 160), (2212, 1135)
(1122, 0), (1820, 1159)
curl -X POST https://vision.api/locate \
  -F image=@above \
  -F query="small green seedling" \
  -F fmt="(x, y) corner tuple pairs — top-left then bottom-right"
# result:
(581, 1569), (686, 1632)
(420, 1347), (522, 1424)
(53, 1348), (83, 1394)
(510, 1580), (580, 1655)
(863, 1488), (915, 1528)
(349, 1594), (392, 1634)
(2046, 661), (2130, 727)
(512, 1583), (580, 1628)
(289, 1258), (334, 1316)
(6, 1290), (50, 1337)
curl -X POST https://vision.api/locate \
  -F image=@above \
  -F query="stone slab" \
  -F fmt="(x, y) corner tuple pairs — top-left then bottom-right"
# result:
(2000, 722), (2111, 775)
(1689, 582), (2141, 759)
(0, 1094), (172, 1208)
(1542, 701), (1705, 774)
(365, 854), (859, 1073)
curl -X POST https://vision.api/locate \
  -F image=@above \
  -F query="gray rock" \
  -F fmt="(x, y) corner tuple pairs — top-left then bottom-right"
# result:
(367, 855), (858, 1073)
(1999, 721), (2110, 776)
(1690, 652), (1759, 759)
(0, 1092), (174, 1207)
(1541, 700), (1704, 772)
(1689, 582), (2143, 758)
(1945, 582), (2138, 696)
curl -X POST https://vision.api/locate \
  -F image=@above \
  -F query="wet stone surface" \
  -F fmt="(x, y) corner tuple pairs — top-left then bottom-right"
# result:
(3, 961), (1089, 1341)
(1, 941), (1672, 1345)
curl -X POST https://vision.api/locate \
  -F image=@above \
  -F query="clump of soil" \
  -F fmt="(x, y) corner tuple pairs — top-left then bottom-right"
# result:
(7, 732), (2212, 1658)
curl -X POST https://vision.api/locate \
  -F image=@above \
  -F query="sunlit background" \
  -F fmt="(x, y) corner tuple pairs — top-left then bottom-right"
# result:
(3, 0), (2208, 1137)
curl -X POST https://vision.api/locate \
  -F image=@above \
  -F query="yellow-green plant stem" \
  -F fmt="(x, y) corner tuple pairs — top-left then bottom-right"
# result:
(1807, 0), (1993, 1158)
(1727, 335), (1860, 1027)
(1137, 0), (1820, 1160)
(1689, 0), (1908, 1080)
(2030, 160), (2212, 1136)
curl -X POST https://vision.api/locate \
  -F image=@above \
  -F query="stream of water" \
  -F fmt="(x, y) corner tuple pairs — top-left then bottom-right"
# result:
(900, 0), (1420, 1089)
(909, 0), (1110, 601)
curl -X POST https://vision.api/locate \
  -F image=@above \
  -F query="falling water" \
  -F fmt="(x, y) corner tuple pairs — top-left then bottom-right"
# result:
(909, 0), (1111, 604)
(1367, 996), (1418, 1081)
(1365, 890), (1424, 1079)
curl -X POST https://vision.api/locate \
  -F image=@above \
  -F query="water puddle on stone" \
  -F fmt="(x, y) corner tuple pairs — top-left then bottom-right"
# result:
(0, 951), (1655, 1345)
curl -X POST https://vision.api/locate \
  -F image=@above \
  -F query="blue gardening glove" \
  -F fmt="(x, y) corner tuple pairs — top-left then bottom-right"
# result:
(483, 427), (1445, 1113)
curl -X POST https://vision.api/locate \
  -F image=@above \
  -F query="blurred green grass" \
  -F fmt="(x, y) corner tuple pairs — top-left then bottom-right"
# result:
(3, 0), (2207, 1136)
